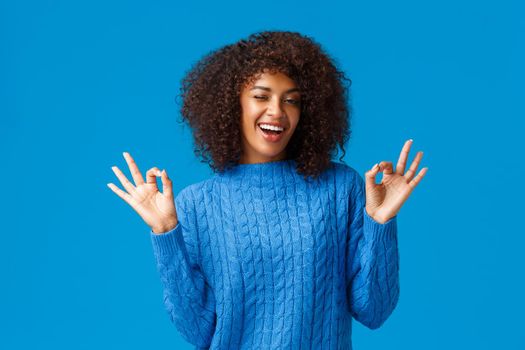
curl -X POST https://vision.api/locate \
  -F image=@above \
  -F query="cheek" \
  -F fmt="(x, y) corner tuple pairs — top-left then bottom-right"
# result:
(289, 113), (301, 131)
(241, 113), (258, 137)
(241, 115), (256, 133)
(246, 103), (261, 118)
(241, 102), (259, 123)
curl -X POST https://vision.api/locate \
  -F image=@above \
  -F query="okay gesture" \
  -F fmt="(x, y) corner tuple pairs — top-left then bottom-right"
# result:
(364, 139), (428, 224)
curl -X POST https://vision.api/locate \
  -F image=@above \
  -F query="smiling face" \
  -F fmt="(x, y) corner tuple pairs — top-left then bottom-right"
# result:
(239, 71), (301, 164)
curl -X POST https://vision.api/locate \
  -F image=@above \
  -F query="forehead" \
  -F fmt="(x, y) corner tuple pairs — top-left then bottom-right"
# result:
(243, 71), (299, 92)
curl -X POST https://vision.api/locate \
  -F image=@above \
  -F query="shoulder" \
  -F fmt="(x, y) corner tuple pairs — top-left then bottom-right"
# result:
(324, 161), (366, 200)
(327, 161), (364, 190)
(329, 160), (359, 177)
(175, 177), (215, 210)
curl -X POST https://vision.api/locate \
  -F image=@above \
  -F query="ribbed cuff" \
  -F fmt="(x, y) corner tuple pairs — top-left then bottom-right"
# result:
(363, 209), (397, 241)
(150, 223), (183, 256)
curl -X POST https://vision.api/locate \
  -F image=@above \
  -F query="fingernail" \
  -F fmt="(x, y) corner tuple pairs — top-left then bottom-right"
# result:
(409, 139), (413, 142)
(156, 170), (161, 176)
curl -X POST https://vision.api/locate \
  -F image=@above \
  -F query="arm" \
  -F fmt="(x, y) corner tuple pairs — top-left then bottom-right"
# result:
(346, 173), (400, 329)
(150, 189), (216, 347)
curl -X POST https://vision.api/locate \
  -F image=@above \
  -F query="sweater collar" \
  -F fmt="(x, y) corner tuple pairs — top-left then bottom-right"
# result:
(235, 158), (295, 170)
(218, 159), (298, 186)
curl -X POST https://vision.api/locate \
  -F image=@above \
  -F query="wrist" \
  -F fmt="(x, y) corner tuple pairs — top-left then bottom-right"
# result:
(371, 215), (388, 224)
(366, 207), (391, 224)
(151, 220), (178, 234)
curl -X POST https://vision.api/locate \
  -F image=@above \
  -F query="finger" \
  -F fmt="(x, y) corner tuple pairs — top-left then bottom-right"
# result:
(160, 169), (174, 199)
(404, 151), (424, 181)
(365, 163), (380, 188)
(145, 167), (161, 189)
(107, 183), (137, 207)
(408, 167), (428, 189)
(123, 152), (145, 186)
(111, 166), (137, 194)
(378, 161), (394, 175)
(395, 139), (413, 175)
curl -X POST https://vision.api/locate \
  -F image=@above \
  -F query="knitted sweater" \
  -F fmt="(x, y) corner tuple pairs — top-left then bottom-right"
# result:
(150, 159), (399, 350)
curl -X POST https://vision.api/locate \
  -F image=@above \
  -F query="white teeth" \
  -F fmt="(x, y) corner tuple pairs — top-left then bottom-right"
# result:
(259, 123), (284, 131)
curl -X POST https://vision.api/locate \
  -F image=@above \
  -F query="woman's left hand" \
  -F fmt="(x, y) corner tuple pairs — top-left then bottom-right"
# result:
(364, 139), (428, 224)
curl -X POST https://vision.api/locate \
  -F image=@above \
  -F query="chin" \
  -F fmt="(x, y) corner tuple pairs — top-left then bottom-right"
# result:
(265, 151), (288, 161)
(258, 146), (286, 158)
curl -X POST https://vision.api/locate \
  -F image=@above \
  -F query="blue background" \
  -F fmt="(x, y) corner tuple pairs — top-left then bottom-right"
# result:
(1, 0), (524, 348)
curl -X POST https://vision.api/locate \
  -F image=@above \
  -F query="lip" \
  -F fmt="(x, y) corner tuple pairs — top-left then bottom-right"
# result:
(257, 124), (285, 143)
(257, 121), (286, 129)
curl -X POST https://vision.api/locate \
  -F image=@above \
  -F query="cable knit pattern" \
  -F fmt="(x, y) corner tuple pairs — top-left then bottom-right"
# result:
(150, 159), (399, 350)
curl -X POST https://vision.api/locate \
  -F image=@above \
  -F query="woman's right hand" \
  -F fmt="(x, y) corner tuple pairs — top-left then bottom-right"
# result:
(107, 152), (178, 234)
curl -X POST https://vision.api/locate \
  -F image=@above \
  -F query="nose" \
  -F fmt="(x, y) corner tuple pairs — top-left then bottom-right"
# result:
(267, 96), (285, 117)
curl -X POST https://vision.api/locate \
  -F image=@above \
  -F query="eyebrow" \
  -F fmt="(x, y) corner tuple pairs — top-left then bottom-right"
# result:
(250, 86), (300, 94)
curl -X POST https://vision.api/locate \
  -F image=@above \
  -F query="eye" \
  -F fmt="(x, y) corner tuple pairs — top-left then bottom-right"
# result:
(285, 98), (300, 105)
(253, 95), (300, 105)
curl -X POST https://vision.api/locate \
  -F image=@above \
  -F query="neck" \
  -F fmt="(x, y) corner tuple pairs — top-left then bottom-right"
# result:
(238, 150), (287, 165)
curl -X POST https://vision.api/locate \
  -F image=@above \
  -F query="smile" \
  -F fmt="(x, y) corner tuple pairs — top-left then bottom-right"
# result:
(258, 124), (285, 143)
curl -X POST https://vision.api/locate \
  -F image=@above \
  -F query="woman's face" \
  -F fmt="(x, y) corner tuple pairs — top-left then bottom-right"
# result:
(239, 71), (301, 164)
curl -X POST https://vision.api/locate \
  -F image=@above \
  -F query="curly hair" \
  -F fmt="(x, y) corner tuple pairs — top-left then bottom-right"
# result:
(178, 30), (352, 180)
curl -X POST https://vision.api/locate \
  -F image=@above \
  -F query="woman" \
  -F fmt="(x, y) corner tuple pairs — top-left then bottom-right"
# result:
(108, 30), (427, 349)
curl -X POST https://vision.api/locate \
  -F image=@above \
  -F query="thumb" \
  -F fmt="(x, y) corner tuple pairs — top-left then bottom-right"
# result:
(365, 163), (380, 189)
(160, 169), (174, 200)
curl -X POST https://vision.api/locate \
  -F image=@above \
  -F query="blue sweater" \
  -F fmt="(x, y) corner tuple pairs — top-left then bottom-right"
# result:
(150, 159), (399, 350)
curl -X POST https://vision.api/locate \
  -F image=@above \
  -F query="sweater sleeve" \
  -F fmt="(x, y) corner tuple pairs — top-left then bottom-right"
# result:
(150, 188), (216, 348)
(346, 172), (400, 330)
